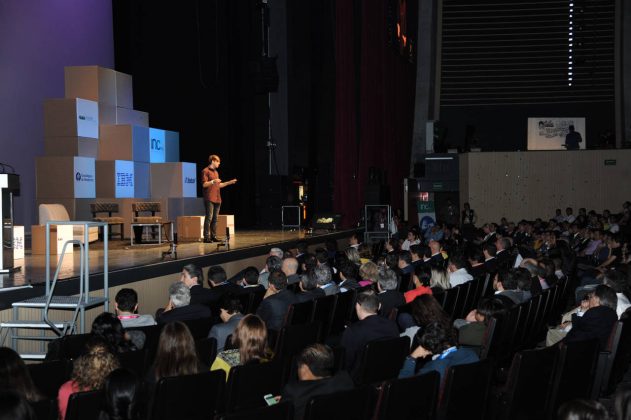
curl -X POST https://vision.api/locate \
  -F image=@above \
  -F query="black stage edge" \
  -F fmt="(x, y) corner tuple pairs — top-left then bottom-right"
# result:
(0, 230), (354, 311)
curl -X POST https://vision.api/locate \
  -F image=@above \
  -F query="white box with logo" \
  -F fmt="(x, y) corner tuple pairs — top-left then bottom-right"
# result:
(44, 98), (99, 139)
(165, 130), (180, 162)
(96, 160), (135, 198)
(64, 66), (117, 105)
(150, 162), (197, 198)
(134, 162), (151, 198)
(44, 137), (98, 158)
(36, 156), (96, 199)
(149, 128), (166, 163)
(99, 124), (150, 162)
(13, 226), (24, 260)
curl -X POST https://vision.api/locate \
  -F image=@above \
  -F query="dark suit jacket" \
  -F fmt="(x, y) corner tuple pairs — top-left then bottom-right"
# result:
(256, 289), (296, 331)
(483, 257), (498, 274)
(565, 305), (618, 349)
(189, 284), (216, 307)
(294, 288), (325, 303)
(205, 282), (243, 312)
(341, 314), (399, 377)
(495, 249), (514, 268)
(156, 304), (212, 324)
(209, 313), (244, 351)
(287, 274), (301, 285)
(378, 290), (405, 318)
(469, 264), (487, 279)
(281, 372), (355, 419)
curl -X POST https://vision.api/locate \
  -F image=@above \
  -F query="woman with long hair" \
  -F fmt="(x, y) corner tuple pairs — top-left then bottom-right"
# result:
(429, 265), (451, 291)
(91, 312), (137, 353)
(211, 314), (270, 378)
(148, 321), (202, 384)
(358, 261), (379, 288)
(99, 369), (141, 420)
(399, 294), (451, 345)
(0, 347), (43, 403)
(345, 247), (361, 267)
(58, 338), (120, 420)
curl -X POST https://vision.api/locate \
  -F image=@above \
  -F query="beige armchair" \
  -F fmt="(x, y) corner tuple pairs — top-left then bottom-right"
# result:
(38, 204), (99, 244)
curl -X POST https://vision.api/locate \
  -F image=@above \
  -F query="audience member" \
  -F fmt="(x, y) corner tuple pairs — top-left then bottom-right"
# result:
(282, 257), (301, 285)
(398, 322), (478, 382)
(337, 258), (361, 292)
(493, 269), (529, 308)
(0, 392), (36, 420)
(313, 264), (339, 295)
(447, 254), (473, 287)
(238, 266), (265, 292)
(209, 294), (245, 352)
(180, 264), (214, 307)
(563, 285), (618, 349)
(294, 272), (326, 303)
(398, 251), (414, 275)
(91, 312), (137, 353)
(429, 262), (451, 292)
(467, 248), (487, 279)
(258, 256), (282, 289)
(256, 270), (296, 331)
(376, 268), (405, 317)
(58, 338), (119, 420)
(399, 294), (451, 346)
(0, 347), (43, 403)
(146, 321), (205, 387)
(156, 282), (212, 324)
(404, 264), (433, 304)
(401, 229), (421, 251)
(557, 399), (610, 420)
(341, 291), (399, 379)
(281, 344), (354, 420)
(99, 368), (141, 420)
(358, 261), (379, 288)
(114, 288), (156, 327)
(211, 314), (270, 378)
(454, 297), (506, 347)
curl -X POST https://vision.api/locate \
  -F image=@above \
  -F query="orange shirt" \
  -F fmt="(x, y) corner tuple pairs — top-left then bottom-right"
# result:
(404, 285), (432, 303)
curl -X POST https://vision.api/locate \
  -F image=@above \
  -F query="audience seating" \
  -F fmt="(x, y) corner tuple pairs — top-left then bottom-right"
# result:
(286, 300), (316, 326)
(354, 336), (410, 385)
(436, 358), (493, 420)
(182, 317), (215, 340)
(65, 390), (104, 420)
(224, 361), (283, 413)
(312, 294), (337, 341)
(303, 386), (376, 420)
(274, 322), (321, 385)
(195, 337), (218, 368)
(215, 401), (294, 420)
(328, 291), (355, 337)
(441, 287), (460, 317)
(46, 332), (92, 361)
(495, 346), (558, 420)
(30, 398), (56, 420)
(544, 339), (600, 418)
(149, 370), (225, 420)
(28, 359), (71, 399)
(375, 371), (440, 420)
(602, 313), (631, 395)
(241, 288), (266, 314)
(118, 348), (148, 378)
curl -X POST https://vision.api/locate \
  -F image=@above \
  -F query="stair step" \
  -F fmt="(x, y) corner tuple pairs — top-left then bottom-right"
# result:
(12, 296), (108, 309)
(0, 321), (68, 329)
(19, 353), (47, 360)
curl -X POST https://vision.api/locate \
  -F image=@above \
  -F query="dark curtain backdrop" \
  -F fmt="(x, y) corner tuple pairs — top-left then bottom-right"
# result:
(334, 0), (416, 227)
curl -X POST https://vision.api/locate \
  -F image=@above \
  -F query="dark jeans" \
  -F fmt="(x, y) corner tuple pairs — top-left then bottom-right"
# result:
(204, 201), (221, 239)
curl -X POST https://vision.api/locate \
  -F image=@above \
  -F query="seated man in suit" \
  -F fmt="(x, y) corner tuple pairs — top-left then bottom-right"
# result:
(238, 266), (265, 292)
(294, 271), (326, 303)
(181, 263), (215, 307)
(206, 265), (242, 313)
(281, 344), (355, 419)
(313, 264), (339, 296)
(341, 291), (399, 380)
(483, 243), (498, 274)
(282, 257), (301, 286)
(495, 236), (514, 269)
(258, 255), (283, 289)
(208, 294), (245, 352)
(337, 258), (361, 293)
(156, 281), (212, 324)
(492, 269), (530, 309)
(376, 268), (405, 318)
(256, 270), (296, 331)
(398, 251), (415, 276)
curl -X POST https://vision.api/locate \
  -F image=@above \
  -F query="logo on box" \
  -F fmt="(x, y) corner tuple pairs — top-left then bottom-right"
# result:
(75, 172), (94, 182)
(116, 172), (134, 187)
(184, 177), (196, 184)
(151, 138), (162, 151)
(78, 114), (95, 122)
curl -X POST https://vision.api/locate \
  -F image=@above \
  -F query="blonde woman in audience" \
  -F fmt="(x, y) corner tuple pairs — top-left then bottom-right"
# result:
(429, 264), (451, 291)
(358, 261), (379, 288)
(58, 338), (119, 420)
(211, 314), (271, 379)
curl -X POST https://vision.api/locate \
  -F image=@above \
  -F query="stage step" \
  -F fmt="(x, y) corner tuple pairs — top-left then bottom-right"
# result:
(12, 296), (108, 309)
(19, 353), (47, 361)
(0, 320), (67, 329)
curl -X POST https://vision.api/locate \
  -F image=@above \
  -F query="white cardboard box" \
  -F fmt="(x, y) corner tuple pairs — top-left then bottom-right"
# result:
(44, 137), (98, 158)
(31, 224), (74, 255)
(96, 160), (135, 198)
(64, 66), (117, 105)
(149, 128), (166, 163)
(99, 124), (150, 162)
(150, 162), (197, 198)
(99, 104), (148, 127)
(13, 226), (24, 260)
(36, 156), (96, 199)
(44, 98), (99, 139)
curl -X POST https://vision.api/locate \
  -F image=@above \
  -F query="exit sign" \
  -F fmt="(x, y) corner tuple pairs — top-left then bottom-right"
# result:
(604, 159), (616, 166)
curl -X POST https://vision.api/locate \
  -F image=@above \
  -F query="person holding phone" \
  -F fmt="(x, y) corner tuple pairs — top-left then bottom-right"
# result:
(202, 154), (237, 243)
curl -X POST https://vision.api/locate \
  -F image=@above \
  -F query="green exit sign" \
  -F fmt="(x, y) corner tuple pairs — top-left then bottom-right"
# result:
(604, 159), (616, 166)
(432, 182), (444, 190)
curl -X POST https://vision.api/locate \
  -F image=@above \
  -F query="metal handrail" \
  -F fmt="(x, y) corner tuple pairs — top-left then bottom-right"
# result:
(43, 239), (84, 336)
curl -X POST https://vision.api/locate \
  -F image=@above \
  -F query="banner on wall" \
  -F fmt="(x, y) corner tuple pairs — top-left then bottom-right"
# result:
(527, 117), (586, 150)
(417, 192), (436, 232)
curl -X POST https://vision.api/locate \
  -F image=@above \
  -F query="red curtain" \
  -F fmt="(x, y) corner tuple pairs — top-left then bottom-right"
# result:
(334, 0), (416, 227)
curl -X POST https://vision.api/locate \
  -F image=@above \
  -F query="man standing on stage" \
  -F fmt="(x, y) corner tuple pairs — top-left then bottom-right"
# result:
(202, 155), (236, 243)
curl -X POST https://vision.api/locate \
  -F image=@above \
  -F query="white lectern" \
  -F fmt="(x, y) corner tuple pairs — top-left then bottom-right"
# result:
(0, 174), (20, 273)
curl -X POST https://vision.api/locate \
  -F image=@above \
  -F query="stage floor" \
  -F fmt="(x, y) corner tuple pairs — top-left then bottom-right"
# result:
(1, 229), (335, 291)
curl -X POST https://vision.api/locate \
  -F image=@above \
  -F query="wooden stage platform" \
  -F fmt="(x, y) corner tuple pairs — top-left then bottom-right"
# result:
(0, 229), (353, 310)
